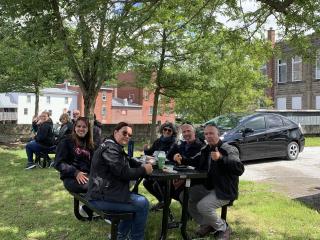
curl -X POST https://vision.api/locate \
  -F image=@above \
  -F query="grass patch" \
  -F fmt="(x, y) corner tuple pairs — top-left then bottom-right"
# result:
(0, 148), (320, 239)
(305, 137), (320, 147)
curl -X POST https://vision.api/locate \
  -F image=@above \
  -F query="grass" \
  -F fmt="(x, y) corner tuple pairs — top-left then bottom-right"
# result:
(0, 148), (320, 240)
(305, 137), (320, 147)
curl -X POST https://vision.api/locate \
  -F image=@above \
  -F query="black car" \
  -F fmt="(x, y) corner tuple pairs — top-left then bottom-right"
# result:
(198, 113), (305, 161)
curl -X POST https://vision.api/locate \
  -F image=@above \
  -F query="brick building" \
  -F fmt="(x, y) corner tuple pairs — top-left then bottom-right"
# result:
(57, 71), (175, 124)
(266, 29), (320, 110)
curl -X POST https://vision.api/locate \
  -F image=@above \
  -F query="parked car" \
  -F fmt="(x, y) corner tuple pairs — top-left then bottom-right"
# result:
(197, 113), (305, 161)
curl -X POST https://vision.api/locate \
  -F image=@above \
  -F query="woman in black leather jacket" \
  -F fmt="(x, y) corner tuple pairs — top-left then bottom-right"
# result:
(86, 122), (153, 240)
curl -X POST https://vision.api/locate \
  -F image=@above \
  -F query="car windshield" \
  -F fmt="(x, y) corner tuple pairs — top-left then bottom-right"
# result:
(205, 114), (246, 130)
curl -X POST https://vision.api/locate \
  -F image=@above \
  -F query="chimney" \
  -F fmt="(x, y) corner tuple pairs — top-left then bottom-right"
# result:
(267, 28), (275, 47)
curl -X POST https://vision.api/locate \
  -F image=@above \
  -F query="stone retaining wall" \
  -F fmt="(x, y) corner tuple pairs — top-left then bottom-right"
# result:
(0, 123), (154, 143)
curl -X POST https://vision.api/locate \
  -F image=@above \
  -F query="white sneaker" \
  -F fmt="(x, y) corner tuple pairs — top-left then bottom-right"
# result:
(79, 205), (89, 218)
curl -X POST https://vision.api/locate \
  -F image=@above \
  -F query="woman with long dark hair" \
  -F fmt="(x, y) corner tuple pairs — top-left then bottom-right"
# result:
(54, 117), (94, 193)
(86, 122), (153, 240)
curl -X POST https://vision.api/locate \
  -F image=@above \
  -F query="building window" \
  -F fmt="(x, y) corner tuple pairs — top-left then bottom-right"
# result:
(24, 108), (28, 115)
(143, 90), (149, 101)
(102, 92), (107, 101)
(65, 97), (68, 104)
(102, 107), (107, 116)
(121, 110), (127, 115)
(27, 95), (31, 103)
(292, 96), (302, 109)
(292, 56), (302, 81)
(316, 96), (320, 109)
(277, 97), (286, 110)
(316, 51), (320, 79)
(149, 106), (153, 115)
(277, 59), (287, 83)
(46, 96), (51, 104)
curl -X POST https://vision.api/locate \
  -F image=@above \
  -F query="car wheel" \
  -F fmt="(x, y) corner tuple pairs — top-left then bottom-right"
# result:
(286, 141), (299, 160)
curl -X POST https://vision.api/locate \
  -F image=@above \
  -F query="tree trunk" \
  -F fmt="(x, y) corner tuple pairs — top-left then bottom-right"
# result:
(34, 85), (40, 116)
(83, 89), (97, 142)
(150, 87), (160, 142)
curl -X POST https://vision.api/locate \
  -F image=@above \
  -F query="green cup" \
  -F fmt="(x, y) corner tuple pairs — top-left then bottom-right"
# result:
(157, 151), (166, 170)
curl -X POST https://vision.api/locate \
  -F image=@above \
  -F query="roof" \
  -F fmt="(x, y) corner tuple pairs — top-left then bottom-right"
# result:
(41, 88), (78, 95)
(112, 97), (141, 108)
(0, 93), (18, 108)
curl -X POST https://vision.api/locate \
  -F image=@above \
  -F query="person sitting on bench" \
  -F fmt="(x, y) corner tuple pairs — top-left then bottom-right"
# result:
(174, 123), (244, 239)
(86, 122), (153, 240)
(54, 117), (94, 193)
(143, 121), (177, 211)
(55, 113), (73, 145)
(25, 111), (55, 170)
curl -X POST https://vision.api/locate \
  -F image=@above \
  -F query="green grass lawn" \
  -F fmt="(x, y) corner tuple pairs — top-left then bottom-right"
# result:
(1, 148), (320, 240)
(305, 137), (320, 147)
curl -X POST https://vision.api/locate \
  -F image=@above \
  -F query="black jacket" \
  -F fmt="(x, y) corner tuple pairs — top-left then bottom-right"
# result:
(35, 120), (54, 147)
(54, 136), (93, 179)
(144, 136), (176, 156)
(93, 120), (102, 149)
(55, 122), (73, 145)
(167, 138), (204, 164)
(184, 141), (244, 201)
(86, 137), (146, 203)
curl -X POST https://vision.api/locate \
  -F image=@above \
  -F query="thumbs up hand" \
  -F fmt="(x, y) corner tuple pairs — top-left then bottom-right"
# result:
(210, 147), (221, 161)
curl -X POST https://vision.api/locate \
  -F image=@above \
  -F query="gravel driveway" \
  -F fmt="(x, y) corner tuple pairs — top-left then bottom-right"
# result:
(241, 147), (320, 210)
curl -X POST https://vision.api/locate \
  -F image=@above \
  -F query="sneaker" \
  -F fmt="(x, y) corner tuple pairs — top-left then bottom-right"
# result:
(25, 162), (36, 170)
(79, 205), (89, 218)
(215, 225), (231, 240)
(150, 202), (164, 212)
(195, 225), (216, 237)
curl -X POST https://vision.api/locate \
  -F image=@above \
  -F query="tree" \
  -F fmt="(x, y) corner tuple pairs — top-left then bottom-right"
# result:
(175, 30), (273, 122)
(131, 0), (227, 141)
(0, 20), (67, 115)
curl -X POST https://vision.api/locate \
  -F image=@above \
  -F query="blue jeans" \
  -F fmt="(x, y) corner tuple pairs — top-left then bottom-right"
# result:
(25, 140), (48, 163)
(90, 193), (149, 240)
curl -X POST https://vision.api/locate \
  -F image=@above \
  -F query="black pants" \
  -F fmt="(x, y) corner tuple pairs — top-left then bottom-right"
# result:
(143, 179), (183, 203)
(63, 178), (88, 193)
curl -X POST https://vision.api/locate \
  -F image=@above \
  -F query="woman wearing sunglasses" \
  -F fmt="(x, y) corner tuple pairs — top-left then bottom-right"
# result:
(143, 121), (177, 156)
(143, 121), (177, 211)
(86, 122), (153, 240)
(54, 117), (94, 193)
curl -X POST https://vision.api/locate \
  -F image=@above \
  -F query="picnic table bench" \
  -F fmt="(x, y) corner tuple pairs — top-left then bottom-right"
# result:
(70, 192), (134, 240)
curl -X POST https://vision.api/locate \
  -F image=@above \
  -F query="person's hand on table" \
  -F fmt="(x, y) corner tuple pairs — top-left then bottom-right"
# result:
(173, 153), (182, 165)
(76, 171), (88, 184)
(144, 163), (153, 175)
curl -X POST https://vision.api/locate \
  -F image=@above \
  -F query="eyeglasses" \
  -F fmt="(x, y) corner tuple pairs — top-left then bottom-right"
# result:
(163, 127), (172, 133)
(122, 131), (132, 138)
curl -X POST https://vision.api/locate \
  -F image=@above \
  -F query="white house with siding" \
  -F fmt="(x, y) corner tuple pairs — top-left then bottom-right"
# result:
(0, 88), (78, 124)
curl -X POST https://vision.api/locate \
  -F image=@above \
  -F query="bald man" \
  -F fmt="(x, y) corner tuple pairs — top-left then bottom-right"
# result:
(174, 124), (244, 239)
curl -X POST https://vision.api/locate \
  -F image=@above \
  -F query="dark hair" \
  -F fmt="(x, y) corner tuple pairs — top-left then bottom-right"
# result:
(72, 117), (94, 150)
(113, 122), (132, 135)
(159, 121), (177, 137)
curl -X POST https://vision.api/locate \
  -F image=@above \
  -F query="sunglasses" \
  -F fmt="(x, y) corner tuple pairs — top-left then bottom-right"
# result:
(163, 127), (172, 133)
(122, 131), (132, 138)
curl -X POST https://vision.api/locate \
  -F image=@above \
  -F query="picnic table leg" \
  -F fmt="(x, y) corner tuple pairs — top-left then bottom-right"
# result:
(159, 179), (171, 240)
(180, 179), (191, 240)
